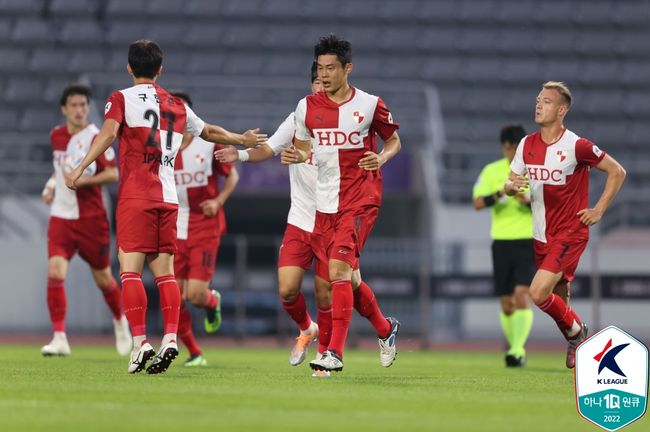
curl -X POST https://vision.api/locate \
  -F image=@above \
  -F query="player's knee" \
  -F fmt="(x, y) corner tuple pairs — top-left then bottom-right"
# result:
(47, 263), (66, 280)
(279, 284), (299, 302)
(529, 288), (548, 306)
(93, 271), (113, 290)
(186, 288), (203, 306)
(500, 297), (515, 315)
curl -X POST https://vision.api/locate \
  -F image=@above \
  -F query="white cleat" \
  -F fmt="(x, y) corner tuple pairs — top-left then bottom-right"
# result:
(41, 332), (71, 356)
(289, 322), (319, 366)
(127, 342), (155, 374)
(146, 341), (179, 375)
(378, 317), (400, 368)
(309, 349), (343, 372)
(113, 316), (132, 356)
(311, 369), (331, 378)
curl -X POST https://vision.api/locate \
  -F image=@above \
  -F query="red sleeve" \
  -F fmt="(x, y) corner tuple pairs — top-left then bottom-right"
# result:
(96, 144), (118, 172)
(372, 97), (399, 141)
(104, 91), (125, 124)
(575, 138), (606, 167)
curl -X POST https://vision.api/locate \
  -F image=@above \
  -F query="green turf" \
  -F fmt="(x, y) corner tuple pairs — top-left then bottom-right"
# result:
(0, 345), (647, 432)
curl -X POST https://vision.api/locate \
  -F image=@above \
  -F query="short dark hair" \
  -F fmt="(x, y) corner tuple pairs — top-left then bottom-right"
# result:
(500, 124), (527, 146)
(170, 90), (192, 108)
(314, 34), (352, 66)
(128, 39), (163, 79)
(60, 83), (91, 106)
(311, 62), (318, 83)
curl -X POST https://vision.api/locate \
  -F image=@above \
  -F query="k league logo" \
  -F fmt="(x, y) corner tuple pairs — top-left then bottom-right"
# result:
(575, 326), (648, 431)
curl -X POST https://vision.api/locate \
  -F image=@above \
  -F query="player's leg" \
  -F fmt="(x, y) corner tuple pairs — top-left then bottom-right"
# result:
(352, 269), (400, 368)
(42, 255), (71, 356)
(42, 216), (77, 356)
(90, 266), (131, 356)
(118, 249), (154, 373)
(184, 239), (222, 334)
(492, 240), (515, 361)
(278, 266), (317, 366)
(311, 275), (332, 377)
(177, 278), (206, 366)
(146, 251), (180, 374)
(507, 240), (535, 366)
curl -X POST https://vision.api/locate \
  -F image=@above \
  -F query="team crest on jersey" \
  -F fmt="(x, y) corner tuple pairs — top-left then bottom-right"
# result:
(104, 101), (112, 114)
(353, 111), (365, 124)
(593, 145), (603, 158)
(195, 153), (205, 165)
(557, 150), (567, 163)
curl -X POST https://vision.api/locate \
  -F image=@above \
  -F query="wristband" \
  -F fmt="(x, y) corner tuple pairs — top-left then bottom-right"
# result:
(237, 150), (250, 162)
(483, 194), (497, 207)
(42, 177), (56, 196)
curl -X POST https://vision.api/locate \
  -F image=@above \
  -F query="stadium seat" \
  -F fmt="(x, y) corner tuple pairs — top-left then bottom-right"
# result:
(44, 78), (76, 103)
(0, 48), (28, 72)
(574, 1), (614, 25)
(376, 27), (420, 52)
(613, 0), (650, 26)
(4, 77), (45, 103)
(533, 1), (576, 25)
(105, 22), (147, 46)
(0, 17), (12, 42)
(616, 31), (650, 57)
(579, 60), (621, 86)
(28, 49), (71, 73)
(581, 91), (625, 116)
(458, 0), (499, 24)
(416, 28), (458, 53)
(419, 57), (464, 83)
(20, 108), (60, 132)
(67, 50), (106, 73)
(11, 18), (55, 44)
(575, 31), (619, 56)
(497, 29), (538, 55)
(263, 0), (303, 18)
(220, 23), (266, 49)
(148, 0), (188, 17)
(376, 0), (419, 21)
(0, 0), (44, 15)
(537, 30), (577, 55)
(624, 92), (650, 116)
(187, 52), (226, 74)
(542, 59), (581, 83)
(146, 22), (188, 48)
(462, 58), (503, 84)
(501, 58), (543, 84)
(0, 109), (19, 131)
(105, 0), (149, 17)
(220, 0), (266, 18)
(619, 60), (650, 87)
(186, 0), (226, 17)
(417, 0), (457, 23)
(59, 19), (104, 45)
(184, 24), (225, 48)
(49, 0), (100, 17)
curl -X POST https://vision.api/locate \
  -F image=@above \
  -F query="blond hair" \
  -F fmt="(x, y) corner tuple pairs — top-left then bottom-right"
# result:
(543, 81), (572, 107)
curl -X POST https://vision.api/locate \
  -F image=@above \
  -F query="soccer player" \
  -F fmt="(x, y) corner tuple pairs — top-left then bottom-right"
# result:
(65, 40), (266, 374)
(170, 90), (239, 367)
(504, 81), (626, 368)
(473, 124), (535, 367)
(41, 83), (131, 357)
(281, 35), (402, 373)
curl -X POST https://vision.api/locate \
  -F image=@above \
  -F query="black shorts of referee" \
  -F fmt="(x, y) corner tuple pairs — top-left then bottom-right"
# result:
(491, 239), (535, 296)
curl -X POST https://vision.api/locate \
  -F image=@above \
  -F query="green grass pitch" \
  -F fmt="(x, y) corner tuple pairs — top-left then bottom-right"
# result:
(0, 345), (647, 432)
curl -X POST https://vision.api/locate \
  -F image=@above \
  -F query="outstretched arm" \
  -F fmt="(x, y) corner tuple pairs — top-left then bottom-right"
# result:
(200, 124), (267, 148)
(577, 154), (626, 226)
(215, 144), (275, 163)
(65, 119), (120, 190)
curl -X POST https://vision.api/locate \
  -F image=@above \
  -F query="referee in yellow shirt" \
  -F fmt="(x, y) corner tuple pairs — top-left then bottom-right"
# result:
(473, 124), (535, 367)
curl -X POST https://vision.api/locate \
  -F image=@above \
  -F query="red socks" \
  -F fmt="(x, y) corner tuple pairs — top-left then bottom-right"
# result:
(178, 302), (202, 357)
(120, 272), (147, 337)
(317, 305), (332, 354)
(204, 289), (218, 310)
(46, 277), (66, 332)
(328, 280), (353, 357)
(538, 293), (581, 339)
(99, 278), (123, 320)
(354, 281), (391, 339)
(155, 275), (180, 335)
(281, 291), (312, 331)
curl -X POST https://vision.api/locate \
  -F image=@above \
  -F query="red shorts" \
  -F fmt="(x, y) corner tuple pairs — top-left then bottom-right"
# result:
(174, 236), (221, 281)
(47, 215), (110, 269)
(534, 237), (588, 283)
(312, 206), (379, 281)
(278, 224), (313, 270)
(116, 199), (178, 254)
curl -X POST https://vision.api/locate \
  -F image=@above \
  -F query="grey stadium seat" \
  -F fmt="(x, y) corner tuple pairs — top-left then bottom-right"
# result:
(4, 78), (45, 103)
(579, 60), (621, 86)
(0, 17), (12, 41)
(49, 0), (100, 17)
(0, 0), (44, 15)
(575, 31), (619, 56)
(186, 0), (227, 18)
(59, 19), (104, 45)
(146, 22), (188, 48)
(184, 24), (225, 48)
(106, 22), (147, 46)
(28, 49), (71, 73)
(574, 1), (614, 25)
(0, 48), (28, 72)
(620, 61), (650, 86)
(44, 78), (77, 103)
(11, 18), (55, 44)
(0, 109), (19, 131)
(105, 0), (149, 17)
(20, 108), (60, 132)
(67, 50), (106, 73)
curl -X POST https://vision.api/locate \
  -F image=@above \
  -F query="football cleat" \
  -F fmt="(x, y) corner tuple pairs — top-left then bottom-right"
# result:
(41, 333), (71, 356)
(204, 290), (222, 334)
(127, 342), (155, 374)
(113, 316), (132, 356)
(378, 317), (400, 367)
(146, 341), (179, 374)
(309, 349), (343, 372)
(566, 322), (589, 369)
(290, 322), (319, 366)
(505, 353), (527, 368)
(184, 355), (207, 367)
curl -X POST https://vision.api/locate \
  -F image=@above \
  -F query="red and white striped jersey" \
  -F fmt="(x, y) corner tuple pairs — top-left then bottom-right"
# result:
(174, 138), (232, 242)
(50, 123), (116, 220)
(267, 112), (318, 233)
(104, 83), (205, 204)
(294, 87), (399, 214)
(511, 129), (606, 243)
